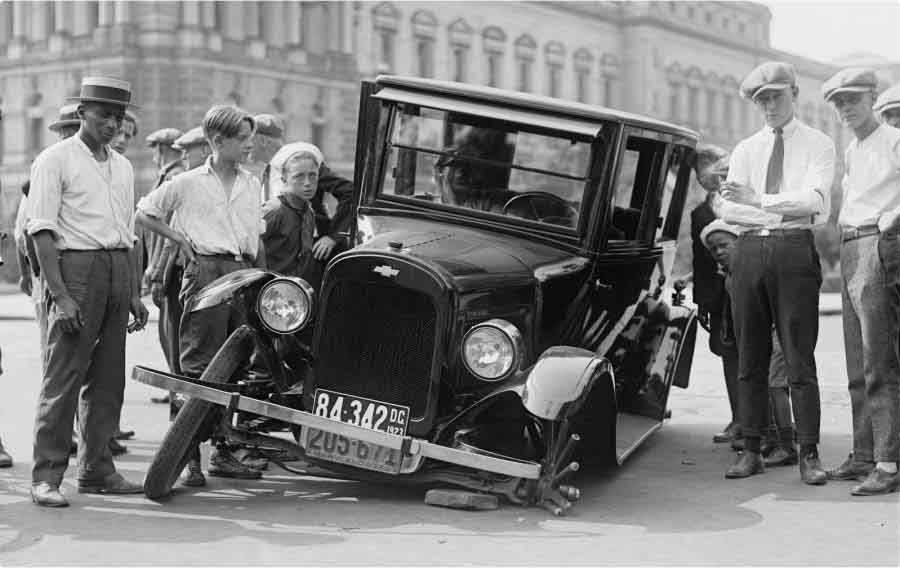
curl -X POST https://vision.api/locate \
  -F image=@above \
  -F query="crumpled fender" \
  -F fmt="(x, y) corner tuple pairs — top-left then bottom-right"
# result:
(188, 268), (279, 312)
(520, 346), (614, 420)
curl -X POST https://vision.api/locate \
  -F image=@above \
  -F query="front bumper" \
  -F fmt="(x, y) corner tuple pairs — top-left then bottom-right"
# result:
(132, 365), (541, 480)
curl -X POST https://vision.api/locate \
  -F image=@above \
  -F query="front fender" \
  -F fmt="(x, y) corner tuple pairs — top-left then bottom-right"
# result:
(520, 346), (614, 421)
(189, 268), (279, 312)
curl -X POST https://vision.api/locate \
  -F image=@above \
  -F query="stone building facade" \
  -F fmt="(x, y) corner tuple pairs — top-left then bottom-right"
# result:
(0, 1), (845, 282)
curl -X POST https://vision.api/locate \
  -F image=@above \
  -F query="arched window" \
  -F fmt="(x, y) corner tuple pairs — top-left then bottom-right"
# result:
(411, 10), (437, 78)
(601, 53), (620, 108)
(573, 48), (594, 103)
(482, 26), (506, 88)
(373, 2), (400, 73)
(544, 41), (565, 98)
(448, 19), (473, 83)
(514, 34), (536, 93)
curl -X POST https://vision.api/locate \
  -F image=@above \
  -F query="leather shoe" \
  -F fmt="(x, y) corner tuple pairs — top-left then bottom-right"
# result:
(725, 451), (764, 478)
(799, 453), (828, 485)
(109, 438), (128, 456)
(78, 472), (144, 494)
(0, 442), (12, 468)
(827, 453), (875, 481)
(208, 449), (262, 479)
(713, 422), (741, 444)
(31, 482), (69, 507)
(182, 461), (206, 487)
(851, 468), (900, 496)
(763, 446), (798, 467)
(114, 428), (135, 441)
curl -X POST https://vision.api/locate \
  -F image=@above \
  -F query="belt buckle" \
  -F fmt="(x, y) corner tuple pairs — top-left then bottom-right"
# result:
(758, 228), (771, 237)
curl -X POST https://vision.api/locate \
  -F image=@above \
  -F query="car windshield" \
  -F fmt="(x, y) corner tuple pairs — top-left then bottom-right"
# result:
(379, 104), (595, 230)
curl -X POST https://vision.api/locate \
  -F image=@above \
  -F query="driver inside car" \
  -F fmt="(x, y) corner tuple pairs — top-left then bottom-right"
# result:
(433, 144), (515, 214)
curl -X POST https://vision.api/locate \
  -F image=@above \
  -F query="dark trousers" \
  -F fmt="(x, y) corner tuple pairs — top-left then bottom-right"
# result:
(179, 256), (250, 378)
(730, 231), (822, 445)
(841, 234), (900, 462)
(159, 263), (184, 375)
(709, 309), (740, 424)
(32, 250), (130, 485)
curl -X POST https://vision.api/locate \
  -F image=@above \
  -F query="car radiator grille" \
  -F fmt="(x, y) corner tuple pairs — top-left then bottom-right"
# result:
(315, 279), (437, 419)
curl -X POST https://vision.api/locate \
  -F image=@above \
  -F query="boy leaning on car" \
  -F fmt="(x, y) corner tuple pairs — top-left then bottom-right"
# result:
(136, 105), (266, 480)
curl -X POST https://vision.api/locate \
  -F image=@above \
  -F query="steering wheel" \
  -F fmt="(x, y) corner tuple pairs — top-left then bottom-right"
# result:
(503, 192), (578, 227)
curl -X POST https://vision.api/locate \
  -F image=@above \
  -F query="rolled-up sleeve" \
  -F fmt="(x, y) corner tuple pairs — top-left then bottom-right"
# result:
(717, 141), (783, 226)
(760, 136), (835, 219)
(25, 151), (64, 240)
(137, 178), (180, 221)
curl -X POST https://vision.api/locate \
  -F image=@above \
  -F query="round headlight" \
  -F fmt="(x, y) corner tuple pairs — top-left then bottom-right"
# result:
(461, 319), (524, 381)
(256, 277), (314, 334)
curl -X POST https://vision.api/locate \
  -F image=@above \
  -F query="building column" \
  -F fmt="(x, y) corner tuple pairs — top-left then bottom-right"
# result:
(12, 1), (29, 39)
(181, 1), (201, 26)
(0, 4), (12, 45)
(285, 2), (302, 46)
(303, 3), (326, 55)
(114, 0), (132, 25)
(200, 2), (216, 29)
(262, 2), (285, 48)
(327, 3), (341, 52)
(98, 1), (114, 27)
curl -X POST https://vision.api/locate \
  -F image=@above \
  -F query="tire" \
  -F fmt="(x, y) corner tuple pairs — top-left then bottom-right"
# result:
(143, 326), (255, 499)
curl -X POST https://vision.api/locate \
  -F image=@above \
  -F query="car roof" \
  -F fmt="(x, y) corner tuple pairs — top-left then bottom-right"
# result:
(376, 75), (699, 141)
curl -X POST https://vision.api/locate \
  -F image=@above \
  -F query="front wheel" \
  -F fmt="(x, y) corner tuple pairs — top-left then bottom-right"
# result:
(143, 326), (256, 499)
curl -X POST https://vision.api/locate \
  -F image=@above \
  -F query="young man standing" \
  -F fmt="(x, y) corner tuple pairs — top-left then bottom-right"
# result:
(823, 68), (900, 495)
(715, 61), (835, 485)
(137, 105), (264, 480)
(26, 77), (148, 507)
(111, 111), (138, 156)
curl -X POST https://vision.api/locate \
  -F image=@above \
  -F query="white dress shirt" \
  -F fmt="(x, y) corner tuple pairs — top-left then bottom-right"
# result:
(137, 157), (263, 258)
(714, 118), (836, 229)
(838, 124), (900, 230)
(26, 136), (136, 250)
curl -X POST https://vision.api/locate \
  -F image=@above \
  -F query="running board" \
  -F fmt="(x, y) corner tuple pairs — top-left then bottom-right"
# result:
(615, 413), (662, 465)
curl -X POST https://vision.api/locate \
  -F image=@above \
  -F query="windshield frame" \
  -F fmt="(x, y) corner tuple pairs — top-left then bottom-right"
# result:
(365, 100), (616, 246)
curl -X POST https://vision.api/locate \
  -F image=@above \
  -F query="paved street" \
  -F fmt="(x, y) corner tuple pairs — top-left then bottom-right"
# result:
(0, 293), (896, 566)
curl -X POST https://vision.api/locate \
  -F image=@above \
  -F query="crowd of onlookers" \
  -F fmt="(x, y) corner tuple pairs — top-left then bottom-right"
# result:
(2, 59), (899, 508)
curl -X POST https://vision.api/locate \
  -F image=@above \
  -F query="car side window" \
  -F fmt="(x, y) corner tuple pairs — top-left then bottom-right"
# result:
(656, 145), (692, 242)
(610, 136), (667, 242)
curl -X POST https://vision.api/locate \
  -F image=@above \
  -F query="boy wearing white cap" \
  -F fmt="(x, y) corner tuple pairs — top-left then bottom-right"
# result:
(823, 67), (900, 495)
(716, 61), (835, 484)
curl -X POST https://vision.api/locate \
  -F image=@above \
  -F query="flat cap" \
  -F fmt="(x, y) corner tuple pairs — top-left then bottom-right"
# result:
(740, 61), (797, 100)
(173, 126), (207, 150)
(874, 83), (900, 115)
(253, 114), (285, 138)
(822, 67), (879, 102)
(145, 128), (183, 147)
(700, 219), (741, 247)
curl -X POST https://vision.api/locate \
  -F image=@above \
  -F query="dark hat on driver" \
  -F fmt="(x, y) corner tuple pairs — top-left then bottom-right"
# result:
(145, 128), (183, 148)
(740, 61), (797, 100)
(66, 76), (138, 108)
(822, 67), (879, 102)
(48, 103), (80, 132)
(253, 114), (285, 138)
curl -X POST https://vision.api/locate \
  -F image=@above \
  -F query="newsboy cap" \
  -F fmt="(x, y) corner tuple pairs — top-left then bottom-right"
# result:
(822, 67), (879, 102)
(48, 103), (81, 133)
(253, 114), (285, 138)
(874, 83), (900, 115)
(700, 219), (741, 247)
(145, 128), (183, 148)
(740, 61), (797, 100)
(173, 126), (208, 150)
(66, 76), (138, 108)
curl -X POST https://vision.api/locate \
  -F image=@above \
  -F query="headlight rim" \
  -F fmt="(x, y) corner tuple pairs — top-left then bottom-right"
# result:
(461, 318), (525, 382)
(255, 276), (315, 335)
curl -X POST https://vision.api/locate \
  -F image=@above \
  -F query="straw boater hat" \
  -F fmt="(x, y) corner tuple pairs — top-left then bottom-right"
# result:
(66, 76), (138, 108)
(173, 126), (208, 151)
(48, 103), (80, 133)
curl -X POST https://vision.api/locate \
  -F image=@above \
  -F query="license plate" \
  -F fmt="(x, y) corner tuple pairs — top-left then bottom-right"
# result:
(305, 389), (410, 474)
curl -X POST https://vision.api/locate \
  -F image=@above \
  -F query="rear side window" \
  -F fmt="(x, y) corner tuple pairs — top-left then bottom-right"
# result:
(610, 136), (666, 242)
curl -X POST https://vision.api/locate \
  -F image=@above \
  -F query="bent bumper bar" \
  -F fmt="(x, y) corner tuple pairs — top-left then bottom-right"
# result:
(132, 365), (541, 480)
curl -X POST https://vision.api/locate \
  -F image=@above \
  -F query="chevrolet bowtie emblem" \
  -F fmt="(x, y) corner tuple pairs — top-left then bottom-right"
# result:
(373, 265), (399, 278)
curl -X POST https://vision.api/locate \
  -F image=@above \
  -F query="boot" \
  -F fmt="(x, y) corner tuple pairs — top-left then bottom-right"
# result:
(208, 447), (262, 479)
(182, 460), (207, 487)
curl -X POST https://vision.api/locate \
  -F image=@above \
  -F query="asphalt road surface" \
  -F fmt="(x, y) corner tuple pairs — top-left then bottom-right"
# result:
(0, 299), (897, 565)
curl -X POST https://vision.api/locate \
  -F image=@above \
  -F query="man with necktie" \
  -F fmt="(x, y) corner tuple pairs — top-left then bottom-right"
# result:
(715, 61), (836, 485)
(250, 114), (286, 203)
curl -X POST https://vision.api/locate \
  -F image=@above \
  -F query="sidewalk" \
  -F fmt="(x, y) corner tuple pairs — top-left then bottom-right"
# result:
(0, 281), (842, 321)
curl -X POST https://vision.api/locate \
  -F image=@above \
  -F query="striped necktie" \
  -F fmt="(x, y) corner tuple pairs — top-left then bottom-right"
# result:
(765, 127), (784, 194)
(262, 164), (271, 201)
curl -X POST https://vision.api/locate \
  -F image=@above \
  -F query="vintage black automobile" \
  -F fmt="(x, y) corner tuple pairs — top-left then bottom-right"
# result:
(133, 76), (700, 515)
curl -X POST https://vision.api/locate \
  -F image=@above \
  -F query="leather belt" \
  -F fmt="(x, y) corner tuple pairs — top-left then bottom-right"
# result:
(841, 224), (880, 243)
(741, 228), (812, 238)
(197, 253), (252, 263)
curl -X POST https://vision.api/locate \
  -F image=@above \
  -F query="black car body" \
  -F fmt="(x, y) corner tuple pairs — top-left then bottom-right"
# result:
(134, 76), (700, 515)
